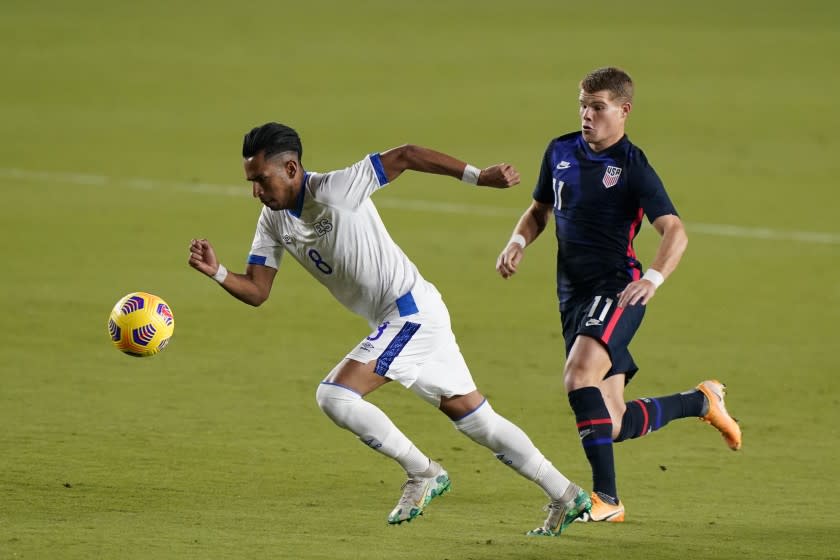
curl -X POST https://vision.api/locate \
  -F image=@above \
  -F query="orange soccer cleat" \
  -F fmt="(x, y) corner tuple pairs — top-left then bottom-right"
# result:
(577, 492), (625, 523)
(697, 380), (742, 451)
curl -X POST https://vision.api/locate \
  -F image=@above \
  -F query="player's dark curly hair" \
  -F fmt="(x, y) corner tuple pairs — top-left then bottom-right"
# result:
(580, 67), (634, 103)
(242, 122), (303, 161)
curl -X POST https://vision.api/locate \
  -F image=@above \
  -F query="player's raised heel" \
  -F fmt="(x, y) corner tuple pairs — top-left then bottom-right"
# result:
(387, 462), (451, 525)
(696, 379), (742, 451)
(576, 492), (625, 522)
(527, 484), (592, 536)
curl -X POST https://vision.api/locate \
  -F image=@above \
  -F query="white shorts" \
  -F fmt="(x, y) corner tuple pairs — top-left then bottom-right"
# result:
(345, 283), (477, 406)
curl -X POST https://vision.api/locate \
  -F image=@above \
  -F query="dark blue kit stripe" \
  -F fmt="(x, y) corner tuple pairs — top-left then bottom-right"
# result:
(582, 437), (614, 448)
(369, 153), (389, 187)
(395, 291), (418, 317)
(374, 322), (421, 375)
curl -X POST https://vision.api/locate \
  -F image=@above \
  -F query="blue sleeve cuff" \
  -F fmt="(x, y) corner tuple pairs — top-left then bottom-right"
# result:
(369, 153), (389, 187)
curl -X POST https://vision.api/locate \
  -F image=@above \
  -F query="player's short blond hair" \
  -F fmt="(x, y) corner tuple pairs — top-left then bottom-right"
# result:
(580, 67), (634, 103)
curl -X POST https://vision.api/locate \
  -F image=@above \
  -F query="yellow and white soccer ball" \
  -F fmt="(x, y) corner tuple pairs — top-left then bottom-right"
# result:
(107, 292), (175, 357)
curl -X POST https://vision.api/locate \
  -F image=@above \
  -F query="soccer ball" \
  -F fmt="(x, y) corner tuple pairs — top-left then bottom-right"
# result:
(107, 292), (175, 357)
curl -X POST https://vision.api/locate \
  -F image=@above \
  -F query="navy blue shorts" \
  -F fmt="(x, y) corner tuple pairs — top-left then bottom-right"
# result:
(561, 294), (645, 383)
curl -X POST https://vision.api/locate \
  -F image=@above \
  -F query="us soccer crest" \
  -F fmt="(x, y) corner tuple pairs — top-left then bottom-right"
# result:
(602, 166), (622, 188)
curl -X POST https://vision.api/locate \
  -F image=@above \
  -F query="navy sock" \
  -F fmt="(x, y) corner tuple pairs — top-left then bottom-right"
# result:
(568, 387), (617, 501)
(615, 389), (706, 442)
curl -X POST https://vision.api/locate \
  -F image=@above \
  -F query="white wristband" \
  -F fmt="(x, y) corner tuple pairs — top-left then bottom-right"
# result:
(642, 268), (664, 289)
(212, 264), (228, 284)
(461, 164), (481, 185)
(509, 234), (527, 249)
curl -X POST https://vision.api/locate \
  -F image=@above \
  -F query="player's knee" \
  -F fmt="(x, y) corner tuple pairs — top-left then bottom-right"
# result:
(564, 337), (611, 390)
(564, 368), (594, 391)
(315, 382), (361, 429)
(563, 359), (607, 391)
(453, 400), (496, 443)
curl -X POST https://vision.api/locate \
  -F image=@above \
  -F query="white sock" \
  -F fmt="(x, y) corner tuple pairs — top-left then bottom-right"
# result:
(534, 459), (575, 501)
(315, 382), (430, 473)
(454, 400), (571, 499)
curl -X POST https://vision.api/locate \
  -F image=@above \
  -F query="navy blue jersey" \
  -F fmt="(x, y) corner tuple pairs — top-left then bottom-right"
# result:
(533, 132), (677, 309)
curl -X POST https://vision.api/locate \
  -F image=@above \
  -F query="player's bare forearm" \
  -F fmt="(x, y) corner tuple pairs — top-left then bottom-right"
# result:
(378, 144), (519, 188)
(496, 201), (552, 279)
(518, 200), (552, 243)
(188, 239), (275, 306)
(648, 214), (688, 279)
(215, 269), (274, 307)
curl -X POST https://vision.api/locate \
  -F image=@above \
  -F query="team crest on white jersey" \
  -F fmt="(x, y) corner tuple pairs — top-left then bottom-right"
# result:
(602, 166), (622, 188)
(314, 219), (333, 237)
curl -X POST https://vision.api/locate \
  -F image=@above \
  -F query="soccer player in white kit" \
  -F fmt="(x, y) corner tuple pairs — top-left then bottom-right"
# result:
(188, 122), (590, 535)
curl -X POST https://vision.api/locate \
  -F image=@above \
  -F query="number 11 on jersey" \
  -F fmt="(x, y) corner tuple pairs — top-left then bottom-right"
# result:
(553, 178), (565, 210)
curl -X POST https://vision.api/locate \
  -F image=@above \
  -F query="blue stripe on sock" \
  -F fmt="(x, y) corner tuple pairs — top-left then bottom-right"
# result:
(582, 437), (614, 448)
(652, 398), (663, 430)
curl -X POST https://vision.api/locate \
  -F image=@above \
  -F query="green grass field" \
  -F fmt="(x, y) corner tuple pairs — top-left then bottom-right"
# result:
(2, 1), (839, 558)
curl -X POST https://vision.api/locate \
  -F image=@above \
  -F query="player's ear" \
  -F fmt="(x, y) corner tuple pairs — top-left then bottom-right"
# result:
(285, 158), (298, 178)
(621, 101), (632, 118)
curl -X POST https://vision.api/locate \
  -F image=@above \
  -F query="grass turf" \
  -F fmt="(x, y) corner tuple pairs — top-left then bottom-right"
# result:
(2, 1), (838, 558)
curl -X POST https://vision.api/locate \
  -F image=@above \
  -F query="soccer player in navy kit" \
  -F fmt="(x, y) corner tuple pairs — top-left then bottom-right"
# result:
(496, 67), (742, 523)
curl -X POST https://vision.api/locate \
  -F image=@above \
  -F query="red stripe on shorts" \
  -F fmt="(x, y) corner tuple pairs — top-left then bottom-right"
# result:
(601, 306), (625, 342)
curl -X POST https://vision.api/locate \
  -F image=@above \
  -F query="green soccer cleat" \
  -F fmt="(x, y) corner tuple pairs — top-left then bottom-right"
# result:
(527, 484), (592, 536)
(387, 462), (451, 525)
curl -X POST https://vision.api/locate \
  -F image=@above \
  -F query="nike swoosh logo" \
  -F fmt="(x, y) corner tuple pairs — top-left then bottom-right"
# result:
(556, 161), (571, 170)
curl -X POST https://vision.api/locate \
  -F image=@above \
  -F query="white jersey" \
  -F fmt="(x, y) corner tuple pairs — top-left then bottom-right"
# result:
(247, 153), (426, 326)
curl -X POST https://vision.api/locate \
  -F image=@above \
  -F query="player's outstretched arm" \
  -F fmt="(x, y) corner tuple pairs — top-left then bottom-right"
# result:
(496, 200), (553, 279)
(188, 238), (277, 307)
(378, 144), (520, 188)
(617, 214), (688, 307)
